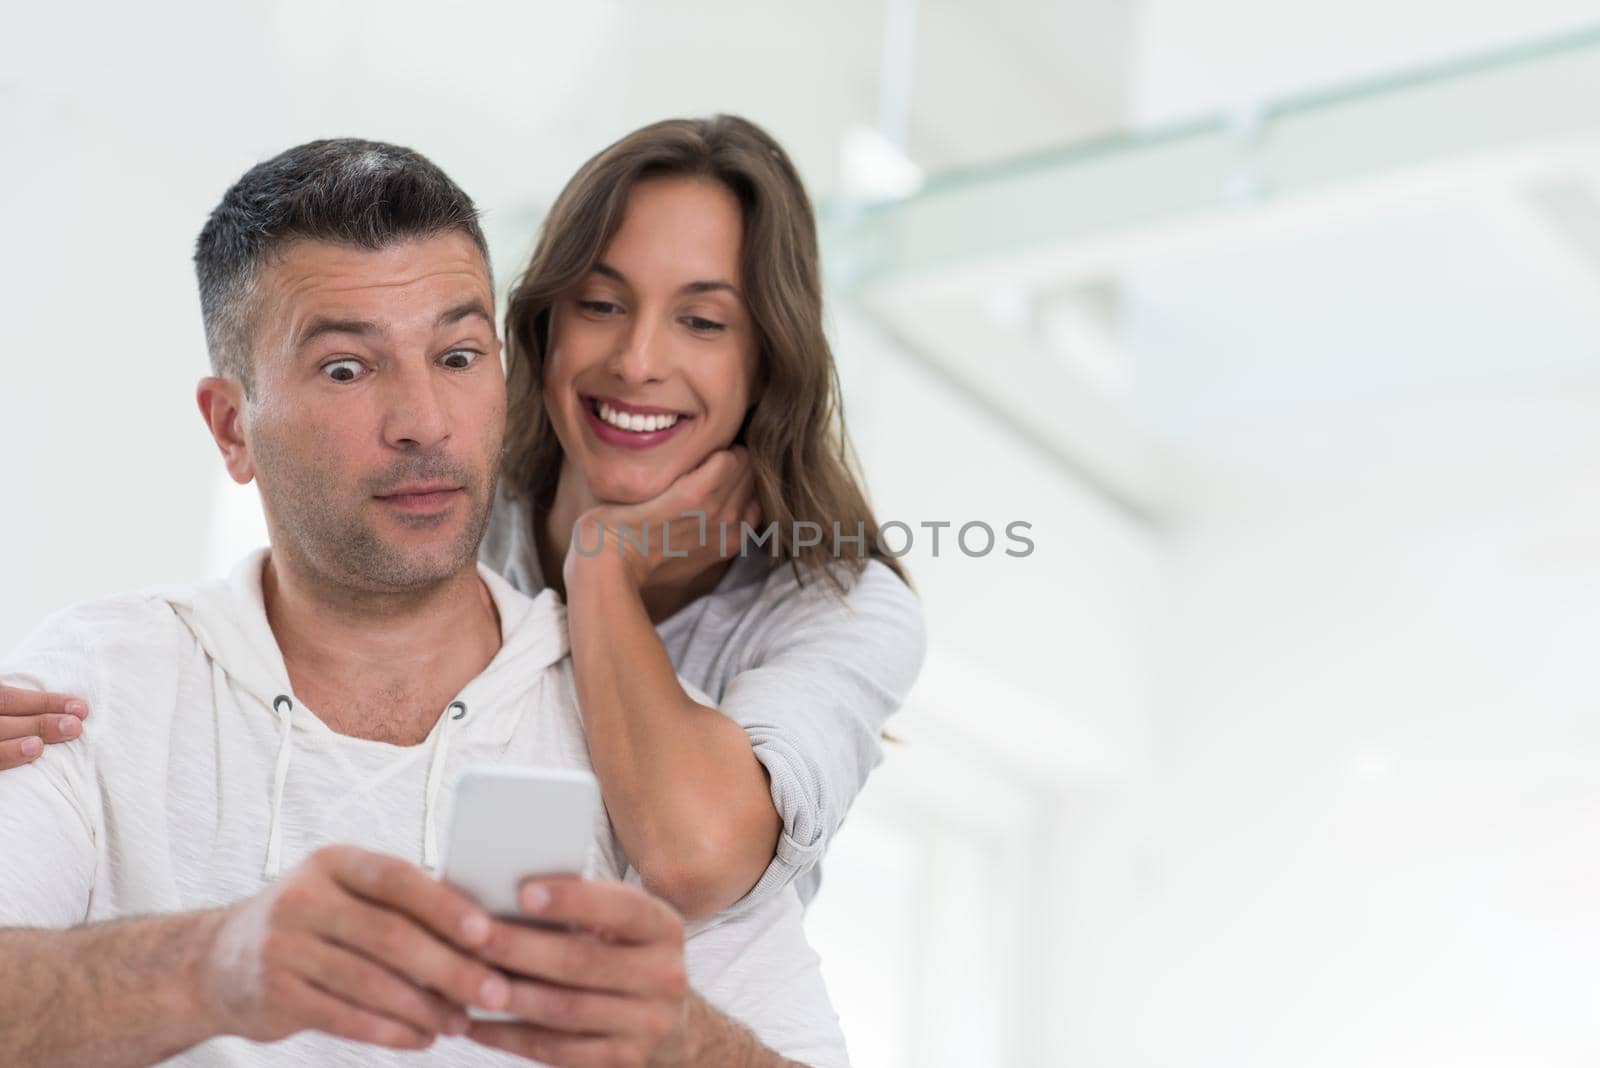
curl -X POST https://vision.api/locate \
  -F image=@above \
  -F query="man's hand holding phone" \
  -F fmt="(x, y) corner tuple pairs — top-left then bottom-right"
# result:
(467, 875), (698, 1068)
(201, 845), (512, 1050)
(438, 767), (697, 1064)
(436, 768), (787, 1067)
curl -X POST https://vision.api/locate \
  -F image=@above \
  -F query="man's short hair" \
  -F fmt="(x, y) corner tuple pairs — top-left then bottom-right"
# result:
(194, 138), (490, 393)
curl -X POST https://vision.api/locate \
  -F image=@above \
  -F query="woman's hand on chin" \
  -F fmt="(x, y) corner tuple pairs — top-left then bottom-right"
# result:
(563, 446), (762, 594)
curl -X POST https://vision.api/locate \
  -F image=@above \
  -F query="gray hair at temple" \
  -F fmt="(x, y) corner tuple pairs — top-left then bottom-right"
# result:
(193, 138), (490, 395)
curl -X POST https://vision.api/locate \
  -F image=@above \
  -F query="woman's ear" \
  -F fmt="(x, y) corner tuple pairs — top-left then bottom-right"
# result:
(196, 377), (255, 485)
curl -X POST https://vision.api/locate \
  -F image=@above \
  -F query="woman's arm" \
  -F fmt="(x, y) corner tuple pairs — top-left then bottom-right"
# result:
(562, 526), (927, 921)
(547, 446), (925, 921)
(0, 686), (87, 769)
(704, 559), (927, 905)
(564, 545), (780, 920)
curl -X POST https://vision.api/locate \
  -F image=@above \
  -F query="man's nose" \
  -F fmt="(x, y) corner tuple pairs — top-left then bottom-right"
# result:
(381, 361), (450, 450)
(607, 316), (668, 385)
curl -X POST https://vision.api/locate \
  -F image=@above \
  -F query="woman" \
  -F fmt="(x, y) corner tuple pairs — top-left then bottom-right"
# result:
(0, 115), (925, 922)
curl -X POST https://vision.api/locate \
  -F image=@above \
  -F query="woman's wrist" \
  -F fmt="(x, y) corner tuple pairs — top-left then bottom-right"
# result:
(564, 533), (649, 600)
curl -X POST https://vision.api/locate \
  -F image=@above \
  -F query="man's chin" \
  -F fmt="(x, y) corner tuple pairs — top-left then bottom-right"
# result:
(336, 512), (488, 593)
(345, 543), (478, 593)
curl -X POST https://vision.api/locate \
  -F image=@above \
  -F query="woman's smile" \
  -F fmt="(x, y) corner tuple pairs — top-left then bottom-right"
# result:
(580, 393), (695, 450)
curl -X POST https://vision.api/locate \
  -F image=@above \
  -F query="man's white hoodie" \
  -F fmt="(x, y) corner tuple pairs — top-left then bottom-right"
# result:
(0, 549), (848, 1066)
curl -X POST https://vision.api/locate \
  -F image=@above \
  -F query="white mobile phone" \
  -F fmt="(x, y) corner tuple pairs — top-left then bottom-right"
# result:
(438, 766), (601, 1019)
(438, 765), (601, 917)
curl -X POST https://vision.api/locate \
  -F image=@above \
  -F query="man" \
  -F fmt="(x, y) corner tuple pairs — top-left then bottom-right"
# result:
(0, 139), (846, 1067)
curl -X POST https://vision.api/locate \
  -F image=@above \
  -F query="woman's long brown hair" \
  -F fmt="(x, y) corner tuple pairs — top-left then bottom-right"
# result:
(502, 114), (911, 595)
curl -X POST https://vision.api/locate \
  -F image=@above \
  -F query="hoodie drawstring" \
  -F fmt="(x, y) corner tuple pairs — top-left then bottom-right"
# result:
(421, 701), (466, 871)
(263, 695), (465, 877)
(265, 695), (295, 878)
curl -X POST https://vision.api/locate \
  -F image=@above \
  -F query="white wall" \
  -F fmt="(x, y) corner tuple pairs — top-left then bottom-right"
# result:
(1043, 383), (1600, 1064)
(1019, 7), (1600, 1056)
(802, 7), (1600, 1062)
(1132, 0), (1600, 126)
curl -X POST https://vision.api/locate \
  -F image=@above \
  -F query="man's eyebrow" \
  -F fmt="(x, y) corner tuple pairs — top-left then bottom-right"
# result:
(592, 261), (740, 298)
(436, 300), (494, 329)
(294, 301), (492, 349)
(296, 316), (381, 348)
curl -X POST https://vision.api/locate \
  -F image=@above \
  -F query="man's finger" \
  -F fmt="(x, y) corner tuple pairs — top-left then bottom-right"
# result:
(0, 685), (88, 720)
(516, 877), (684, 947)
(0, 736), (45, 771)
(501, 976), (679, 1038)
(476, 920), (678, 997)
(322, 846), (493, 950)
(294, 978), (438, 1051)
(317, 893), (510, 1015)
(288, 937), (468, 1041)
(0, 712), (84, 745)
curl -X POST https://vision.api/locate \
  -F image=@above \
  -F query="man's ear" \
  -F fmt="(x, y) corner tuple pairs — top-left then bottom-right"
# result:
(196, 377), (255, 485)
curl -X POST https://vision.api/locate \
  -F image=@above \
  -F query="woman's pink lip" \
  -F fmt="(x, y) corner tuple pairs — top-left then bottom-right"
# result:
(581, 397), (691, 450)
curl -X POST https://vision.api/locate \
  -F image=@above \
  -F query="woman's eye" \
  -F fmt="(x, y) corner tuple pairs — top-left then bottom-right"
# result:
(321, 358), (363, 383)
(440, 348), (482, 370)
(683, 316), (726, 333)
(578, 300), (621, 316)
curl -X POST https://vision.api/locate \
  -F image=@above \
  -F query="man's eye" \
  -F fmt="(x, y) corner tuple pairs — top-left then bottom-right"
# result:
(321, 358), (363, 383)
(441, 348), (482, 370)
(683, 316), (726, 333)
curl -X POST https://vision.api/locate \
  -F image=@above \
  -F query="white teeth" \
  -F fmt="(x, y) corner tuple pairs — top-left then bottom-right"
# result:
(596, 401), (680, 433)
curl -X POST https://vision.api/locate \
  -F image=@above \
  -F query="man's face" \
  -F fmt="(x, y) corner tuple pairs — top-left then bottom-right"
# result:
(240, 232), (504, 594)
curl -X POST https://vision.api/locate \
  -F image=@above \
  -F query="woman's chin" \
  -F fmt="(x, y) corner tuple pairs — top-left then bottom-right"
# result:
(586, 467), (682, 506)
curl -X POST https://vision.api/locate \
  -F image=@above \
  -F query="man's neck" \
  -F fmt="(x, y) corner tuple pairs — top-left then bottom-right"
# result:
(261, 552), (502, 746)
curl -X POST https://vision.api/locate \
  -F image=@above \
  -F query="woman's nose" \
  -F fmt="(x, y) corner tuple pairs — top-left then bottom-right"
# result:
(608, 318), (667, 384)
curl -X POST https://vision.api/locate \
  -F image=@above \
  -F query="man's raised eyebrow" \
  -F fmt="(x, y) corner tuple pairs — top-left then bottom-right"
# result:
(436, 300), (494, 329)
(592, 262), (739, 297)
(296, 317), (381, 348)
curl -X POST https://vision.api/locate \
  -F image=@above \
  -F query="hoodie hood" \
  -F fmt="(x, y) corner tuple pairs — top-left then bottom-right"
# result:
(169, 548), (571, 710)
(163, 547), (572, 876)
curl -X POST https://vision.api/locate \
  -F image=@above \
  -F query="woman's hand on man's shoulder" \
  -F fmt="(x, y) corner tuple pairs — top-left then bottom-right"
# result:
(0, 685), (87, 770)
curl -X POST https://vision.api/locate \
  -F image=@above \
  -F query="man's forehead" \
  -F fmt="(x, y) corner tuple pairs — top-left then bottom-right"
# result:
(263, 234), (494, 330)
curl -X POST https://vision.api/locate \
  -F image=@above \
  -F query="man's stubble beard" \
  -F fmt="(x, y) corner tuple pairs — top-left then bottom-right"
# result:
(254, 432), (500, 596)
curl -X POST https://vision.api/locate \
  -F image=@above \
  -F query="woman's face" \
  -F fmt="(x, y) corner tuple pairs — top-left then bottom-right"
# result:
(543, 175), (760, 505)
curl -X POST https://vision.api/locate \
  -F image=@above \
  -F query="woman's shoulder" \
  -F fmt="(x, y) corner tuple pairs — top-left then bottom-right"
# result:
(736, 555), (927, 665)
(754, 554), (922, 618)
